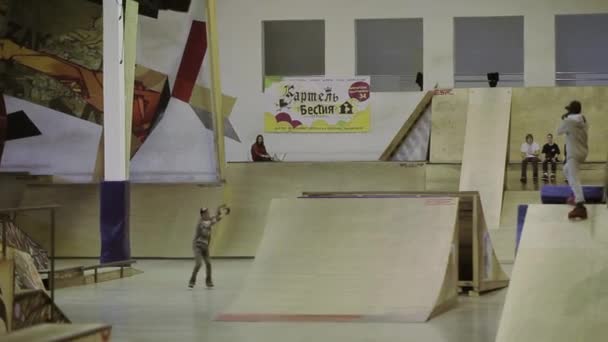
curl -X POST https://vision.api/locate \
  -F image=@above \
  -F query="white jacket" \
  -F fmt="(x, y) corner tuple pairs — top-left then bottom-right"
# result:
(557, 114), (588, 162)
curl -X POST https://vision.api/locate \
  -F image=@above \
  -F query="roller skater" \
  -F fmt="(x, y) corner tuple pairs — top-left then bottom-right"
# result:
(188, 204), (231, 289)
(557, 100), (588, 220)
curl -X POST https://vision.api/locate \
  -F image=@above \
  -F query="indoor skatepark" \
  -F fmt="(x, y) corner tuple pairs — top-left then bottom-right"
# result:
(1, 0), (608, 341)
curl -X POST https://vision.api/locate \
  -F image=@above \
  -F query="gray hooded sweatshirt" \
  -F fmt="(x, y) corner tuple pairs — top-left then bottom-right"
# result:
(557, 114), (588, 162)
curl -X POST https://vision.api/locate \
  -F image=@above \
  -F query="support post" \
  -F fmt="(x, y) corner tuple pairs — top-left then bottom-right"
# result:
(205, 0), (226, 181)
(101, 0), (131, 263)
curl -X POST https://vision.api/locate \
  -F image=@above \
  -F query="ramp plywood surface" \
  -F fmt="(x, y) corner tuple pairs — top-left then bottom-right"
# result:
(212, 162), (427, 257)
(459, 88), (512, 231)
(510, 86), (608, 162)
(499, 191), (541, 230)
(496, 205), (608, 342)
(219, 198), (459, 322)
(16, 163), (429, 258)
(0, 259), (14, 333)
(429, 89), (468, 163)
(300, 191), (509, 294)
(3, 323), (110, 342)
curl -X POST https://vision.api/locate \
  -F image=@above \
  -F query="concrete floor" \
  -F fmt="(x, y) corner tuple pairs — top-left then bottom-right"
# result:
(55, 260), (512, 342)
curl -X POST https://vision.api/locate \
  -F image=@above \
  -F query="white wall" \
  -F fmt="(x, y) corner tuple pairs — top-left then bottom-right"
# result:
(0, 96), (102, 182)
(216, 0), (608, 161)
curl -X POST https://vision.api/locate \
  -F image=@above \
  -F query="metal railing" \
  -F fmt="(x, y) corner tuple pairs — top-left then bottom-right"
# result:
(0, 204), (60, 320)
(454, 73), (524, 88)
(556, 71), (608, 86)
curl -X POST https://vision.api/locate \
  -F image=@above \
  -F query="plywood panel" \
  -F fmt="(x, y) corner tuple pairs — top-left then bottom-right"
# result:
(459, 88), (512, 231)
(3, 323), (111, 342)
(429, 89), (468, 163)
(425, 164), (461, 191)
(16, 162), (427, 258)
(499, 191), (541, 230)
(299, 191), (509, 294)
(211, 162), (427, 257)
(496, 205), (608, 342)
(16, 184), (223, 258)
(504, 162), (606, 191)
(0, 259), (14, 333)
(219, 198), (458, 322)
(510, 86), (608, 162)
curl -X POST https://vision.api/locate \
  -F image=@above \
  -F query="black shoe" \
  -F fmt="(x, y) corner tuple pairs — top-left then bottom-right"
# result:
(206, 279), (214, 288)
(520, 177), (527, 184)
(188, 282), (195, 289)
(568, 205), (588, 220)
(533, 177), (539, 183)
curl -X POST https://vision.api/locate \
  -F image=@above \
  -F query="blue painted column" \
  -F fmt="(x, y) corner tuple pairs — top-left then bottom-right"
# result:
(100, 0), (130, 262)
(100, 181), (130, 262)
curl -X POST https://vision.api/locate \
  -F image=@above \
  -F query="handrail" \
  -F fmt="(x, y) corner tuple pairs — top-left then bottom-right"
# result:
(555, 71), (608, 82)
(556, 78), (608, 82)
(38, 266), (83, 274)
(81, 259), (136, 271)
(455, 79), (522, 83)
(0, 205), (60, 213)
(454, 72), (523, 77)
(556, 71), (608, 75)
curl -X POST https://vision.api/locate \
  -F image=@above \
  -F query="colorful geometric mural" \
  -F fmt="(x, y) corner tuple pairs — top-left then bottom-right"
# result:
(86, 0), (192, 19)
(0, 94), (6, 165)
(0, 0), (177, 157)
(5, 110), (41, 141)
(0, 0), (233, 181)
(173, 21), (207, 102)
(0, 38), (170, 148)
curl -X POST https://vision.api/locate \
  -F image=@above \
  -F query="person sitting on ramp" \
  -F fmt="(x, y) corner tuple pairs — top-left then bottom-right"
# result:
(520, 134), (541, 183)
(251, 135), (273, 162)
(541, 133), (561, 182)
(189, 204), (231, 289)
(558, 100), (588, 220)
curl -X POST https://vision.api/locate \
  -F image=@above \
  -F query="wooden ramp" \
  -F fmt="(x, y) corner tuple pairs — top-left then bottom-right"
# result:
(3, 323), (111, 342)
(302, 191), (509, 295)
(0, 259), (15, 334)
(459, 88), (512, 231)
(12, 289), (70, 330)
(50, 260), (142, 289)
(429, 89), (468, 163)
(217, 198), (459, 323)
(496, 205), (608, 342)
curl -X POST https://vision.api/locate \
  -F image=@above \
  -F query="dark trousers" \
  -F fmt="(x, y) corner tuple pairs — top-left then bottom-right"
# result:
(189, 245), (211, 285)
(521, 157), (539, 179)
(542, 159), (557, 174)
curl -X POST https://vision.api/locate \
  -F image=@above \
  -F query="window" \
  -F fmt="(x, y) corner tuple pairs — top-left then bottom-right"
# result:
(556, 14), (608, 86)
(454, 16), (524, 88)
(263, 20), (325, 77)
(356, 18), (423, 92)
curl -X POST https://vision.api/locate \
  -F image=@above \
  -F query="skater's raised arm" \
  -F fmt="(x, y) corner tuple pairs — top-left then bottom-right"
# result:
(210, 204), (231, 224)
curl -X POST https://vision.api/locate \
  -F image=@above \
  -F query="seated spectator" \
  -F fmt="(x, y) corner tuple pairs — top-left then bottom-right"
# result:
(520, 133), (540, 183)
(251, 135), (273, 162)
(541, 133), (561, 182)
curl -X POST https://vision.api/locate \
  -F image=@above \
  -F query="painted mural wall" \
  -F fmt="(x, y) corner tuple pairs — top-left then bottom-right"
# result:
(0, 0), (218, 182)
